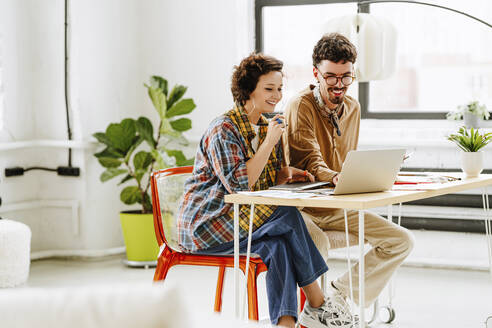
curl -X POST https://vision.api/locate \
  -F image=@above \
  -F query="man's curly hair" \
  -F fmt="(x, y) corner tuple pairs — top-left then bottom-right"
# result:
(312, 33), (357, 67)
(231, 53), (283, 106)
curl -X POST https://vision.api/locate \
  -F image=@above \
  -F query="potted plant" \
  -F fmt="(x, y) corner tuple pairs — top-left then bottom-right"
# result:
(447, 126), (492, 178)
(92, 76), (196, 266)
(446, 100), (490, 129)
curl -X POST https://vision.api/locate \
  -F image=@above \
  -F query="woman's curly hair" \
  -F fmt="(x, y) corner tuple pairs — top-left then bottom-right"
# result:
(312, 33), (357, 67)
(231, 53), (283, 106)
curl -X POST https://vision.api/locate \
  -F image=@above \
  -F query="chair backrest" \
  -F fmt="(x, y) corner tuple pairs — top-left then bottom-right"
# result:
(151, 166), (193, 251)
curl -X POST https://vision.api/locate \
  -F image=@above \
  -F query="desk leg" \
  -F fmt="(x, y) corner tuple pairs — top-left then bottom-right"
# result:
(241, 204), (255, 319)
(482, 188), (492, 278)
(234, 203), (240, 318)
(343, 210), (354, 303)
(358, 210), (365, 326)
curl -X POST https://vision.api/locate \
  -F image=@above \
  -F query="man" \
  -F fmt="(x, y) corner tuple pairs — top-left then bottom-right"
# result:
(284, 33), (414, 325)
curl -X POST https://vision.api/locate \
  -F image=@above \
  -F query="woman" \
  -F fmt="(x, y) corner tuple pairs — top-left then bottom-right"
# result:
(177, 54), (349, 328)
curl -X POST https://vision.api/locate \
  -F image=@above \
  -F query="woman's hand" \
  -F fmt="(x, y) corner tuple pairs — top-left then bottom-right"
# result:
(264, 114), (286, 147)
(276, 167), (315, 185)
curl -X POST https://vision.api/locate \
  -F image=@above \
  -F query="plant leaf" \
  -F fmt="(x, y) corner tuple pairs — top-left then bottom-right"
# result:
(166, 149), (194, 167)
(93, 132), (113, 147)
(160, 118), (181, 138)
(118, 174), (133, 185)
(106, 119), (137, 153)
(100, 168), (127, 182)
(136, 117), (156, 148)
(166, 98), (196, 118)
(98, 157), (122, 168)
(170, 118), (192, 131)
(150, 76), (168, 96)
(167, 85), (187, 109)
(120, 186), (142, 205)
(147, 86), (167, 120)
(94, 147), (124, 159)
(133, 151), (152, 170)
(135, 168), (147, 184)
(150, 149), (168, 170)
(124, 136), (144, 164)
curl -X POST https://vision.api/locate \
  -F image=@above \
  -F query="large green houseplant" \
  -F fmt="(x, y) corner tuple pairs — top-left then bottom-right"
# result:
(93, 76), (196, 265)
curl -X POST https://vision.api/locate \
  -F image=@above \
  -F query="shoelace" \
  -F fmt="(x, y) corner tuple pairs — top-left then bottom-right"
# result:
(324, 297), (354, 323)
(332, 296), (359, 324)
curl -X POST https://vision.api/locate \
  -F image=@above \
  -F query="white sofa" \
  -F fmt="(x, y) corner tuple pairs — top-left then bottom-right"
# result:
(0, 282), (274, 328)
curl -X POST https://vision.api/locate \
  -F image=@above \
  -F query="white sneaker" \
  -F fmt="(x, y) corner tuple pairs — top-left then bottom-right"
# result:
(325, 291), (355, 322)
(298, 299), (353, 328)
(326, 283), (359, 325)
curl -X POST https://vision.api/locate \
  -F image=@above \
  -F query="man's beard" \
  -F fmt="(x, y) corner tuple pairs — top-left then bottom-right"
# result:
(328, 87), (346, 105)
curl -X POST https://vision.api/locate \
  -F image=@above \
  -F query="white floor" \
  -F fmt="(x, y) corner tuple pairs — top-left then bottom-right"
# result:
(23, 230), (492, 328)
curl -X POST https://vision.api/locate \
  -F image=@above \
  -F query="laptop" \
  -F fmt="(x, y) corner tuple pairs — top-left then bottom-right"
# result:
(270, 149), (406, 195)
(329, 149), (406, 195)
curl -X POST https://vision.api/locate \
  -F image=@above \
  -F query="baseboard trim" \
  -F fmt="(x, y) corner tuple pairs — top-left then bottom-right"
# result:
(31, 247), (126, 260)
(329, 254), (490, 272)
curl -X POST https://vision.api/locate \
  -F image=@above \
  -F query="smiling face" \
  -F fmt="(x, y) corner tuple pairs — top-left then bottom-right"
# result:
(314, 59), (354, 109)
(246, 70), (283, 115)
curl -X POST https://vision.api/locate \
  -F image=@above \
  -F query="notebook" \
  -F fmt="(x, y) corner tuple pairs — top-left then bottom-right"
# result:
(269, 181), (332, 191)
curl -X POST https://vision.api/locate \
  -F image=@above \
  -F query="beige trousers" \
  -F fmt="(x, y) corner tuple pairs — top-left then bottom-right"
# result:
(301, 209), (415, 307)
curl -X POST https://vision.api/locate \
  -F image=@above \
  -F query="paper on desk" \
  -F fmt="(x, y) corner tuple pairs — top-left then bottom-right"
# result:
(392, 183), (443, 191)
(238, 190), (318, 199)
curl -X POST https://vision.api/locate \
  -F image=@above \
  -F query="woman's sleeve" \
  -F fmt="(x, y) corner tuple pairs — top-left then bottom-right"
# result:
(206, 122), (250, 193)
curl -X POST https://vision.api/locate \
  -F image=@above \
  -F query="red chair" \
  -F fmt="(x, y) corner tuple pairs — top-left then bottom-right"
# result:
(150, 166), (268, 320)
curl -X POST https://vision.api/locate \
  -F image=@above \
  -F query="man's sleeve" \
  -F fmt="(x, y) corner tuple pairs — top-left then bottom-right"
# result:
(206, 122), (250, 193)
(285, 100), (338, 182)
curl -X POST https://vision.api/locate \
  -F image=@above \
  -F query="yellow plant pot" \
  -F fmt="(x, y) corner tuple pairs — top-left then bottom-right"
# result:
(119, 212), (159, 263)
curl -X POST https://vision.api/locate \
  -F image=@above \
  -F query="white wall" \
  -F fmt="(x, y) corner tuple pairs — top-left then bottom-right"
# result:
(139, 0), (255, 140)
(0, 0), (255, 254)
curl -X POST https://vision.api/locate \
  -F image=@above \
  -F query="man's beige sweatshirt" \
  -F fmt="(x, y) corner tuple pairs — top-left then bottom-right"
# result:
(284, 85), (361, 216)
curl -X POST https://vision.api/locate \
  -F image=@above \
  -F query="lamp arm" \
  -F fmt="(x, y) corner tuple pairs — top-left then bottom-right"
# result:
(357, 0), (492, 29)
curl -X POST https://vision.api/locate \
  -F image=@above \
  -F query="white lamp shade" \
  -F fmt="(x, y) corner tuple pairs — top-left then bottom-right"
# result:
(321, 13), (397, 82)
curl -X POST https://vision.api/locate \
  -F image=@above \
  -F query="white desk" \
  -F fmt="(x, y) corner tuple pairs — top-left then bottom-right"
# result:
(225, 173), (492, 325)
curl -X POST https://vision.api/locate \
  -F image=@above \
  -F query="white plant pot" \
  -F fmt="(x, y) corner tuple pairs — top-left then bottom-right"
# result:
(461, 151), (483, 178)
(463, 112), (479, 129)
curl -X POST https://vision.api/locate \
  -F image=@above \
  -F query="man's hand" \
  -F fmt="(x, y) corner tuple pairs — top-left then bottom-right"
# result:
(332, 174), (339, 185)
(276, 167), (315, 185)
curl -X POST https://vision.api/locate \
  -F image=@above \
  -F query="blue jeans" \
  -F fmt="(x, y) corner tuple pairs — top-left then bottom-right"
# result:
(197, 206), (328, 325)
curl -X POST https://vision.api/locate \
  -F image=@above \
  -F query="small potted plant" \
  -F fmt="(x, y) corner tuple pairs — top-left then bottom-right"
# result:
(92, 76), (196, 266)
(447, 126), (492, 178)
(446, 101), (490, 129)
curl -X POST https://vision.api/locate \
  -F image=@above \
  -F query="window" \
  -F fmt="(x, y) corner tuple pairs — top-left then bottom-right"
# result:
(369, 1), (492, 118)
(260, 2), (359, 111)
(256, 0), (492, 119)
(256, 0), (492, 230)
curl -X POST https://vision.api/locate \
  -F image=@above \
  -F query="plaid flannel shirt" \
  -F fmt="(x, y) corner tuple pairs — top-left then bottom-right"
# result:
(177, 105), (282, 252)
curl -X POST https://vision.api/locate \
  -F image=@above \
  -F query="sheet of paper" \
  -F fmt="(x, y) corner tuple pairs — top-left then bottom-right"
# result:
(237, 190), (319, 199)
(392, 183), (444, 191)
(396, 173), (462, 184)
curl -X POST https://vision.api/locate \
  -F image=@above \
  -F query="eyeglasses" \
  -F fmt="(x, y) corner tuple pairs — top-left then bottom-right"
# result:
(318, 71), (355, 86)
